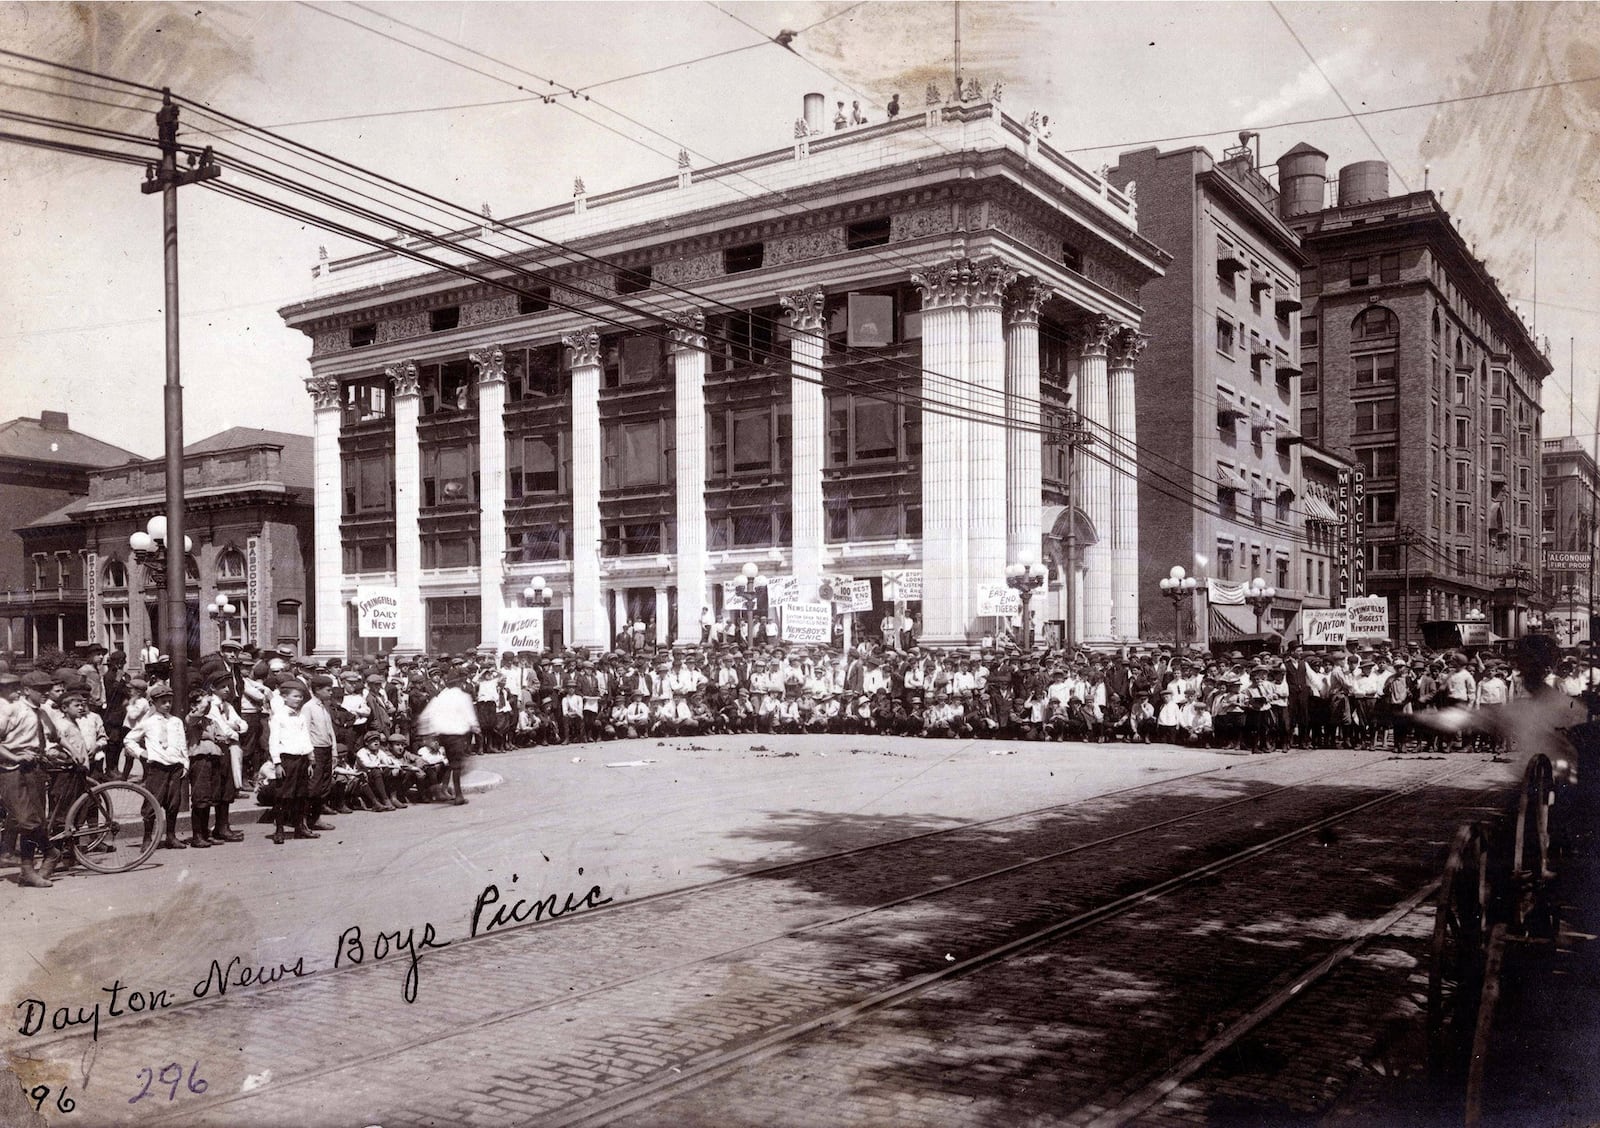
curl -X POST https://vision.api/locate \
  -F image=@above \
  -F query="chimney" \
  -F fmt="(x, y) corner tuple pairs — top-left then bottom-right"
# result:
(40, 411), (69, 431)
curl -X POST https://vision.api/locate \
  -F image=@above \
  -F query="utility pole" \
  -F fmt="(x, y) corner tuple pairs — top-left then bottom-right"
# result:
(1396, 522), (1416, 647)
(140, 90), (219, 707)
(1061, 408), (1092, 650)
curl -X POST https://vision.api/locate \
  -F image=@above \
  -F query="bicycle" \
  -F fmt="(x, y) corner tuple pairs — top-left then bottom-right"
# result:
(38, 765), (162, 875)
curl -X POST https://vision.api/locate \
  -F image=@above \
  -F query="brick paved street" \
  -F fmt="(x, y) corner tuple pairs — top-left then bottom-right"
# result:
(1, 737), (1527, 1127)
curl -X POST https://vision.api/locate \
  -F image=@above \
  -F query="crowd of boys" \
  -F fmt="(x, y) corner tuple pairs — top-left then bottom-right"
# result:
(5, 632), (1596, 889)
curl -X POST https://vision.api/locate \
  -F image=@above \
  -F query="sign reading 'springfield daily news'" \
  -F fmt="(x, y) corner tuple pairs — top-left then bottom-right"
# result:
(355, 585), (401, 638)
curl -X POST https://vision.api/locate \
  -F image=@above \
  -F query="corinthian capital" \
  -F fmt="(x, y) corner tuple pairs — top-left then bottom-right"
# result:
(386, 360), (420, 397)
(1110, 326), (1148, 369)
(780, 286), (827, 332)
(970, 261), (1017, 309)
(668, 310), (706, 351)
(1075, 314), (1115, 358)
(306, 375), (341, 411)
(563, 327), (602, 368)
(469, 344), (506, 384)
(1005, 278), (1050, 327)
(910, 258), (978, 311)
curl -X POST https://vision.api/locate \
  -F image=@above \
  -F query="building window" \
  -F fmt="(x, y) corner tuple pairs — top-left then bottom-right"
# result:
(423, 597), (478, 655)
(615, 265), (653, 294)
(343, 377), (391, 425)
(845, 217), (891, 249)
(1518, 501), (1530, 528)
(1455, 417), (1470, 448)
(1352, 307), (1398, 339)
(344, 541), (394, 573)
(1299, 407), (1320, 442)
(1456, 503), (1469, 534)
(1490, 445), (1505, 474)
(1455, 460), (1469, 491)
(1432, 309), (1441, 338)
(506, 344), (566, 399)
(723, 242), (765, 273)
(421, 443), (478, 508)
(275, 600), (302, 650)
(603, 420), (672, 488)
(1216, 543), (1234, 580)
(1061, 241), (1084, 272)
(1519, 466), (1530, 493)
(824, 395), (915, 466)
(603, 522), (666, 556)
(1490, 406), (1505, 435)
(421, 533), (477, 569)
(1366, 492), (1396, 523)
(1370, 544), (1399, 570)
(509, 435), (565, 498)
(1353, 398), (1397, 433)
(429, 306), (460, 333)
(1379, 252), (1399, 283)
(507, 525), (566, 563)
(349, 323), (377, 348)
(419, 360), (474, 415)
(103, 558), (128, 589)
(1216, 316), (1235, 355)
(1356, 446), (1397, 478)
(343, 453), (395, 515)
(1350, 257), (1370, 286)
(1300, 362), (1319, 395)
(711, 307), (784, 370)
(1353, 351), (1397, 385)
(1300, 322), (1319, 350)
(216, 547), (247, 581)
(517, 287), (551, 315)
(604, 333), (668, 388)
(102, 603), (130, 650)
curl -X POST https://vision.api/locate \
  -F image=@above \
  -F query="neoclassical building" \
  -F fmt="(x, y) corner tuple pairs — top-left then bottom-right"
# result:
(279, 96), (1167, 657)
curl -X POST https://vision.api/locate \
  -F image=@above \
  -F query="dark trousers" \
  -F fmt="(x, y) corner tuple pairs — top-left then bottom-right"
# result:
(0, 763), (48, 853)
(241, 713), (265, 777)
(308, 746), (333, 810)
(45, 767), (89, 836)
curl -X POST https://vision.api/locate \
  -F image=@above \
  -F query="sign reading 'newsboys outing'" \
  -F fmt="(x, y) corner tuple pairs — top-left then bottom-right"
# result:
(355, 585), (400, 638)
(499, 608), (544, 652)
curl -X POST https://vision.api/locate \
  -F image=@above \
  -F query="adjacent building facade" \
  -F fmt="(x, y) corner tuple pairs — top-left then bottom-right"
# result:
(72, 428), (314, 664)
(280, 97), (1168, 658)
(1110, 138), (1310, 646)
(1279, 144), (1552, 641)
(0, 411), (142, 660)
(1540, 435), (1599, 644)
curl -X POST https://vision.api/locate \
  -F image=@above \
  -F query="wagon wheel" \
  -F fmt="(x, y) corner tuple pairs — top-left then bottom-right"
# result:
(1428, 822), (1492, 1081)
(1511, 755), (1556, 933)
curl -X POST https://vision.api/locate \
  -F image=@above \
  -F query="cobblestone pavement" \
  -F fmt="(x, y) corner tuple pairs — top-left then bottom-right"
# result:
(2, 743), (1525, 1127)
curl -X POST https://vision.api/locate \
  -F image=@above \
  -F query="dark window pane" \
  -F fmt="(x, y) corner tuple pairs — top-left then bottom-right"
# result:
(525, 437), (559, 494)
(732, 410), (771, 471)
(732, 513), (773, 545)
(854, 400), (896, 460)
(849, 504), (899, 540)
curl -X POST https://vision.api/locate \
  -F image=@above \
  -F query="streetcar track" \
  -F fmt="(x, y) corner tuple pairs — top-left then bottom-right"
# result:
(138, 756), (1476, 1125)
(15, 751), (1366, 1052)
(532, 761), (1478, 1128)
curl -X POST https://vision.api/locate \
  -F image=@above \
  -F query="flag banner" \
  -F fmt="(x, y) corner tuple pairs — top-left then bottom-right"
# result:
(1207, 578), (1246, 605)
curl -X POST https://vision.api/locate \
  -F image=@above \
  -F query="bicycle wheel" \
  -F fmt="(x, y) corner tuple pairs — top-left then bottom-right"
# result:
(65, 781), (160, 874)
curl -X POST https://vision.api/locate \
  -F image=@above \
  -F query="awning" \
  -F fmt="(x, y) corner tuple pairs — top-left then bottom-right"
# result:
(1303, 494), (1338, 523)
(1250, 480), (1273, 501)
(1275, 295), (1304, 316)
(1217, 463), (1249, 492)
(1250, 407), (1276, 433)
(1218, 248), (1246, 275)
(1275, 351), (1302, 376)
(1277, 483), (1297, 500)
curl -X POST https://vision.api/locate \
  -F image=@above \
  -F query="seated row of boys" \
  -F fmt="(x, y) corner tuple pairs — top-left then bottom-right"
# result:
(255, 729), (451, 813)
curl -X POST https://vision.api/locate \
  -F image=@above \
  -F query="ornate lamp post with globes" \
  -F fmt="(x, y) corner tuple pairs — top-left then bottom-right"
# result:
(733, 561), (768, 644)
(128, 515), (192, 682)
(1244, 576), (1277, 639)
(523, 575), (553, 653)
(1004, 547), (1048, 650)
(207, 591), (240, 645)
(1158, 565), (1199, 651)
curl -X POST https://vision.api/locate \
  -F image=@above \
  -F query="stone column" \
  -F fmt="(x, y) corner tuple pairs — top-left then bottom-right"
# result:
(654, 586), (670, 646)
(566, 327), (607, 649)
(612, 587), (627, 645)
(781, 287), (826, 600)
(911, 258), (977, 645)
(471, 345), (507, 654)
(1108, 327), (1147, 644)
(307, 375), (346, 658)
(967, 262), (1015, 612)
(1004, 278), (1048, 578)
(389, 361), (427, 656)
(670, 312), (708, 647)
(1076, 316), (1114, 643)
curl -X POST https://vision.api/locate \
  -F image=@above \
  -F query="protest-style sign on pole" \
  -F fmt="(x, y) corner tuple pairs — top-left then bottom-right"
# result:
(882, 569), (923, 602)
(1345, 595), (1390, 641)
(1302, 608), (1349, 646)
(499, 608), (545, 653)
(781, 601), (832, 644)
(355, 585), (401, 639)
(976, 582), (1023, 617)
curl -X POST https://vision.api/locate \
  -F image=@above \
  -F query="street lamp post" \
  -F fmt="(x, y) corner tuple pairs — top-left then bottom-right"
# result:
(1244, 576), (1277, 639)
(523, 575), (553, 653)
(1004, 548), (1048, 651)
(734, 561), (768, 647)
(1158, 565), (1199, 652)
(206, 591), (239, 646)
(1395, 522), (1417, 646)
(128, 515), (192, 675)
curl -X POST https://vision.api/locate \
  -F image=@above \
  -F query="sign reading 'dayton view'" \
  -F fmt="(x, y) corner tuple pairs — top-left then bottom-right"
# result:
(355, 585), (400, 638)
(1302, 608), (1349, 646)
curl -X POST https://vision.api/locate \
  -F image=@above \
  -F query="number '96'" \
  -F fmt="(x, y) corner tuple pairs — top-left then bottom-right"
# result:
(28, 1085), (74, 1114)
(129, 1061), (207, 1104)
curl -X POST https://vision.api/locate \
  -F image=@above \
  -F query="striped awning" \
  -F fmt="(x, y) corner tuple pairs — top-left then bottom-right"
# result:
(1303, 494), (1338, 523)
(1251, 407), (1276, 432)
(1217, 463), (1249, 492)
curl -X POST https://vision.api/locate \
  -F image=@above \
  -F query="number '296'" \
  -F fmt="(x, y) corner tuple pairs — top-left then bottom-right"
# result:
(129, 1061), (207, 1104)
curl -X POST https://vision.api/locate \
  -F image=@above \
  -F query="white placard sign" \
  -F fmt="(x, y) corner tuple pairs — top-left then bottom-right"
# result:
(1345, 595), (1390, 641)
(818, 574), (854, 605)
(977, 583), (1023, 617)
(847, 580), (875, 613)
(882, 569), (922, 602)
(1302, 608), (1349, 646)
(765, 575), (799, 607)
(355, 585), (401, 638)
(781, 601), (833, 644)
(721, 580), (759, 613)
(499, 608), (545, 652)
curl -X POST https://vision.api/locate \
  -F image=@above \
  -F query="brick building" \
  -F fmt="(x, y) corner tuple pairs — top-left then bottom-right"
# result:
(279, 96), (1168, 658)
(0, 411), (142, 661)
(1540, 435), (1599, 645)
(1109, 137), (1310, 647)
(1278, 144), (1552, 640)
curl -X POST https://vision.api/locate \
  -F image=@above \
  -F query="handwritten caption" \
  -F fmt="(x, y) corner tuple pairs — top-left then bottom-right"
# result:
(14, 872), (610, 1042)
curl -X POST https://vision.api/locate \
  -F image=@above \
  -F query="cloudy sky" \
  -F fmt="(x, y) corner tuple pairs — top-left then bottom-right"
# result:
(1, 1), (1596, 458)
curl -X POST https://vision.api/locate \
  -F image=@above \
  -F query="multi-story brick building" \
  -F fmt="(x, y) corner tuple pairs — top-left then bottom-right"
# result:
(1110, 137), (1309, 647)
(1277, 143), (1552, 641)
(279, 95), (1168, 658)
(1540, 435), (1599, 644)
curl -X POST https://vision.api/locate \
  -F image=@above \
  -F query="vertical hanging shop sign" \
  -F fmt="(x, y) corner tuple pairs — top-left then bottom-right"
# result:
(1351, 469), (1367, 596)
(246, 536), (262, 646)
(85, 551), (99, 645)
(1336, 469), (1351, 605)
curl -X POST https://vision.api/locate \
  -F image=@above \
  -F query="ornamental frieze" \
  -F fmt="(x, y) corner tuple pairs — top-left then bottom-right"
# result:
(890, 204), (955, 243)
(310, 329), (345, 357)
(991, 204), (1054, 259)
(462, 295), (517, 327)
(376, 311), (429, 344)
(766, 227), (846, 266)
(655, 251), (723, 286)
